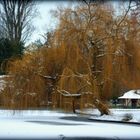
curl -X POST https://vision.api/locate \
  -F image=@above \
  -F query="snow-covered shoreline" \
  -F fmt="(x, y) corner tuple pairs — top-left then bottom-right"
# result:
(0, 108), (140, 123)
(83, 108), (140, 123)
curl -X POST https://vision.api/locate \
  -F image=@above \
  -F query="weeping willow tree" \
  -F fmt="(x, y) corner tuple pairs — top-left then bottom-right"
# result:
(1, 52), (46, 109)
(119, 12), (140, 90)
(1, 44), (67, 109)
(49, 2), (118, 115)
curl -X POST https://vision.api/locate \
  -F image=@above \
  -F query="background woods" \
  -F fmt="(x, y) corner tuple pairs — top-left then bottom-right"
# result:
(0, 1), (140, 115)
(0, 0), (36, 74)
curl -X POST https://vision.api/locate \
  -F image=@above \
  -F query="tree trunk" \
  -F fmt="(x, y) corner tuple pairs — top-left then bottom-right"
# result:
(93, 97), (110, 116)
(72, 98), (76, 113)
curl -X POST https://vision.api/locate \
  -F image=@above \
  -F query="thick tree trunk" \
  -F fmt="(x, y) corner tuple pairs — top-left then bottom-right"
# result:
(93, 97), (110, 116)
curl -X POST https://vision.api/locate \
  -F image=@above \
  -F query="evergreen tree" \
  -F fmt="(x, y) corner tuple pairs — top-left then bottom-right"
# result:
(0, 38), (24, 74)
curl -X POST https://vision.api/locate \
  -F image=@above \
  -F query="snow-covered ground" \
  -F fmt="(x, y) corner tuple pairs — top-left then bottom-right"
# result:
(0, 109), (140, 139)
(82, 108), (140, 122)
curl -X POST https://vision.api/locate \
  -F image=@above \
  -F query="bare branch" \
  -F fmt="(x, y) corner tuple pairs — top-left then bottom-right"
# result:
(57, 90), (81, 97)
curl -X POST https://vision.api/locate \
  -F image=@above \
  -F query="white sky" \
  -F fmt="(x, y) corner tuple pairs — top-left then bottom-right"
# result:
(28, 1), (73, 45)
(28, 1), (127, 46)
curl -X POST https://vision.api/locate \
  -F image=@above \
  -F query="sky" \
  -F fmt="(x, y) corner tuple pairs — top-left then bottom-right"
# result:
(27, 1), (73, 45)
(28, 1), (127, 46)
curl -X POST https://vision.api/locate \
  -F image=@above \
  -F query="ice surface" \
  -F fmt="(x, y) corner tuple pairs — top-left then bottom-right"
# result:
(0, 109), (140, 139)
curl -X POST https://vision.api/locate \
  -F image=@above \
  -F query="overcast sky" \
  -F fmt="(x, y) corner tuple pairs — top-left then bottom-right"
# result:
(27, 1), (73, 45)
(28, 1), (123, 46)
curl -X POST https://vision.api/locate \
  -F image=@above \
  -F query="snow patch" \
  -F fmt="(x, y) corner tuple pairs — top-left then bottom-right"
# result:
(88, 109), (140, 123)
(119, 90), (140, 99)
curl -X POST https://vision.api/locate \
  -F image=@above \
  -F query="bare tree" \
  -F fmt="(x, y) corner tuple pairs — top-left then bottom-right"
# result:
(0, 0), (36, 44)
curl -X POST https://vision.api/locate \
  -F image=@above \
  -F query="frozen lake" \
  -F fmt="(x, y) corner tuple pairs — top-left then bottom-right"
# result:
(0, 109), (140, 139)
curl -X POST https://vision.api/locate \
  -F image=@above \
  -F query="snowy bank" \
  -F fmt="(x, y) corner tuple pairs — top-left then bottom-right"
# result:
(86, 108), (140, 123)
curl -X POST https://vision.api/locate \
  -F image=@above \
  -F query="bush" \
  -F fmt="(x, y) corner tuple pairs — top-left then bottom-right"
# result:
(122, 113), (133, 121)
